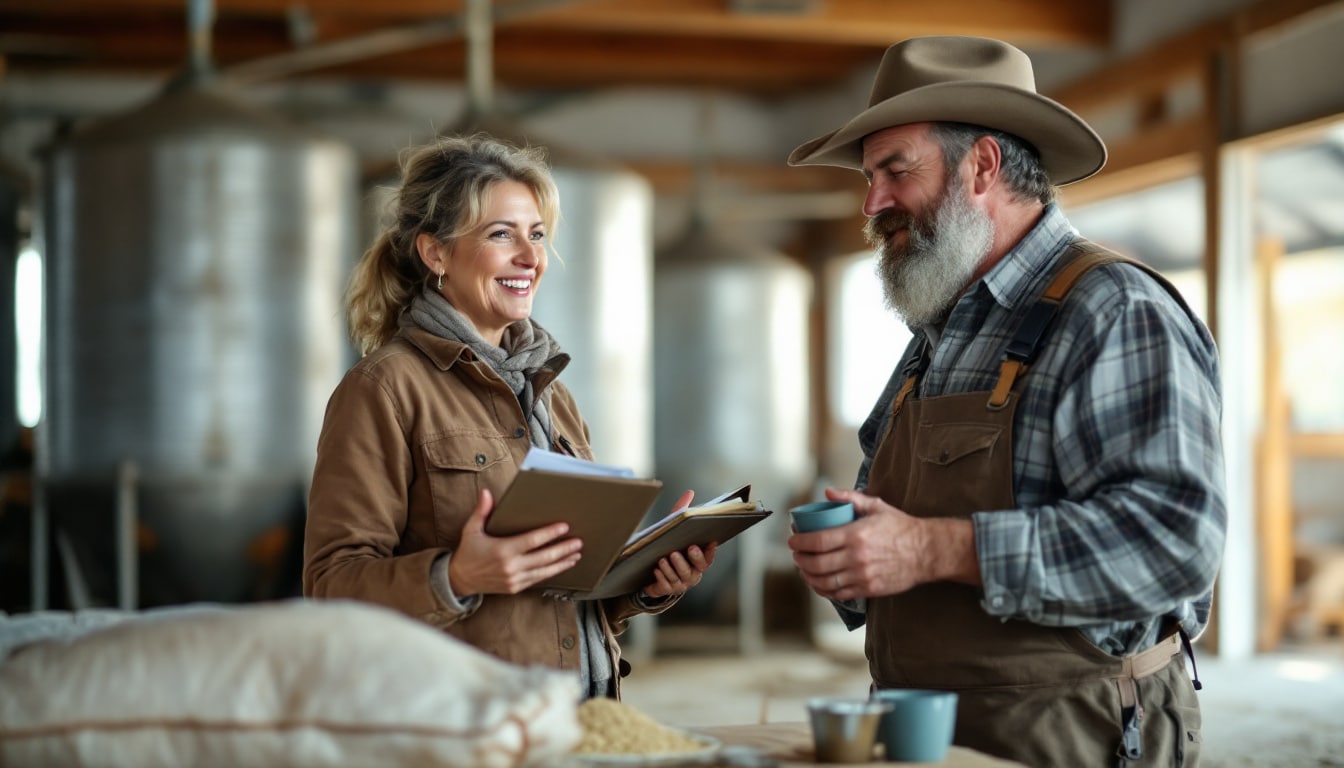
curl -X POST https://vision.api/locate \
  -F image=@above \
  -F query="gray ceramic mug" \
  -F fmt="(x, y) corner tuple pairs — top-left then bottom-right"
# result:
(806, 697), (892, 763)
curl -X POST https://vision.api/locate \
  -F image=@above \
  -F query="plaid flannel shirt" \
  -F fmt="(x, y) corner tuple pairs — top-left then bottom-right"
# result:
(850, 204), (1227, 656)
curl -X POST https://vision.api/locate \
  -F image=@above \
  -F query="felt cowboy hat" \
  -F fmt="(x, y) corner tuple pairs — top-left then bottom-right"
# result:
(788, 35), (1106, 186)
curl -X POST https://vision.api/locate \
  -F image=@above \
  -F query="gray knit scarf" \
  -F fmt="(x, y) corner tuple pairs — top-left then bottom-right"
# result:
(404, 288), (561, 449)
(403, 288), (614, 698)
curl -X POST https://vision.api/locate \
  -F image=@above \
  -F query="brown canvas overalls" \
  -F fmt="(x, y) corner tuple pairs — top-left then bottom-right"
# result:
(864, 241), (1204, 767)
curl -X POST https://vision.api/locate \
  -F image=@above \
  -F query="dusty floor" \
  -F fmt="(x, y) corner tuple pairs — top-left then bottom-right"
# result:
(619, 621), (1344, 767)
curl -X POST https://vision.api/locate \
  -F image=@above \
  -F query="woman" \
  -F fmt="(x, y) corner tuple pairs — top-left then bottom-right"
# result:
(303, 133), (716, 699)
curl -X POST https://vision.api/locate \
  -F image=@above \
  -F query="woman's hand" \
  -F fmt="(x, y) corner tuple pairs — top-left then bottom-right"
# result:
(448, 489), (584, 595)
(639, 488), (717, 600)
(641, 542), (718, 599)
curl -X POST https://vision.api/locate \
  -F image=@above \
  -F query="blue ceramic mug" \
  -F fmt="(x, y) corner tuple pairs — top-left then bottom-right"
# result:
(789, 500), (856, 533)
(871, 688), (958, 763)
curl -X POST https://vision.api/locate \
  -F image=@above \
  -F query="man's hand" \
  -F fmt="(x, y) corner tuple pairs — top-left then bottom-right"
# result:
(787, 488), (980, 601)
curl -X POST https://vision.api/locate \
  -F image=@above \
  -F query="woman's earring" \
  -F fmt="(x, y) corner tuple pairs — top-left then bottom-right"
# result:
(437, 269), (444, 291)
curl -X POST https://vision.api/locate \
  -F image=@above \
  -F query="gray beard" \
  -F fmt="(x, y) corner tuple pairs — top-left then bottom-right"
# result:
(869, 181), (995, 327)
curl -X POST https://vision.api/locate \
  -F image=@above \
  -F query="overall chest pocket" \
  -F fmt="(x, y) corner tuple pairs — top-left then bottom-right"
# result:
(422, 434), (512, 545)
(909, 422), (1010, 516)
(917, 422), (1002, 466)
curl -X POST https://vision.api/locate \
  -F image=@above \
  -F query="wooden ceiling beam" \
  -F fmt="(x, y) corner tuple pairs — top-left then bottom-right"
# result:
(627, 159), (858, 195)
(1, 16), (868, 91)
(0, 5), (875, 90)
(0, 0), (1108, 48)
(1059, 117), (1206, 207)
(0, 0), (1112, 90)
(512, 0), (1109, 48)
(0, 0), (468, 15)
(1048, 0), (1344, 113)
(1050, 0), (1344, 215)
(0, 15), (289, 69)
(490, 32), (871, 90)
(216, 32), (872, 90)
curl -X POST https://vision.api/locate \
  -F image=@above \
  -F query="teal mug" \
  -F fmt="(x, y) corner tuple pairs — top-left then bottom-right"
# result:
(789, 500), (855, 533)
(871, 688), (959, 763)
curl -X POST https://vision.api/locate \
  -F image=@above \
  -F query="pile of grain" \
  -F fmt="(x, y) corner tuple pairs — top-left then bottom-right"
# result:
(572, 697), (707, 755)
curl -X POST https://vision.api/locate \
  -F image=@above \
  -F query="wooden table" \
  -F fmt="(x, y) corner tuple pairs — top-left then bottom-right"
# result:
(693, 722), (1025, 767)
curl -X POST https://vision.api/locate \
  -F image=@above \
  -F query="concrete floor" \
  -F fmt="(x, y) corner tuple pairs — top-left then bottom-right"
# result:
(619, 621), (1344, 767)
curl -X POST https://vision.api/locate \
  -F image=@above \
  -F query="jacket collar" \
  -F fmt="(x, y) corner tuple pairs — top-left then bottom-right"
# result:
(396, 325), (472, 371)
(393, 324), (572, 393)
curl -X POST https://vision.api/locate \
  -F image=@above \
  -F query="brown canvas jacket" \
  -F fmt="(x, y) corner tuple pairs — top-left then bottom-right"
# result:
(304, 324), (673, 683)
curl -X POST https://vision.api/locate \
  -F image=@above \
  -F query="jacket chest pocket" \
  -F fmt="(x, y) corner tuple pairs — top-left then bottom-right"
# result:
(908, 422), (1010, 517)
(422, 434), (513, 546)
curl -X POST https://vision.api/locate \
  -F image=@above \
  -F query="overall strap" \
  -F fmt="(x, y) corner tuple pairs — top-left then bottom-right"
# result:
(1111, 629), (1185, 763)
(987, 240), (1148, 409)
(890, 334), (930, 417)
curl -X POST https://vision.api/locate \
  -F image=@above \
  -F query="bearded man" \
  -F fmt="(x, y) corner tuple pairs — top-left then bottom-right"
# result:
(785, 36), (1226, 767)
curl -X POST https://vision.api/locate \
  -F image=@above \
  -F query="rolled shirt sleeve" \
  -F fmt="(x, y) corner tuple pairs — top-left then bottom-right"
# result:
(974, 261), (1226, 652)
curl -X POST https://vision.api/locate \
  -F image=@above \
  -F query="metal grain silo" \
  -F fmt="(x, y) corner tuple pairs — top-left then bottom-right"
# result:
(459, 3), (656, 474)
(530, 147), (656, 476)
(38, 82), (358, 607)
(654, 218), (813, 651)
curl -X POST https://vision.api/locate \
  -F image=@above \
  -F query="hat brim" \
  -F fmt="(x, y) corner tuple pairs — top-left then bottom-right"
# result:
(787, 82), (1106, 186)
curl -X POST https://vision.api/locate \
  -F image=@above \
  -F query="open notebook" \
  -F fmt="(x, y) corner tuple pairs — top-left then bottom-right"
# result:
(572, 484), (771, 600)
(486, 449), (771, 598)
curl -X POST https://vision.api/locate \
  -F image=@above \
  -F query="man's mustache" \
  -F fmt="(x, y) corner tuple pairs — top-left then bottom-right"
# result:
(864, 209), (911, 246)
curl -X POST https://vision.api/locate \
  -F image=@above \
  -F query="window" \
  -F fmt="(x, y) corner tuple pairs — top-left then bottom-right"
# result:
(826, 252), (912, 426)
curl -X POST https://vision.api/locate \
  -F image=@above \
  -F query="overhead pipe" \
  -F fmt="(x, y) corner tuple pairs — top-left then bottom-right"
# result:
(221, 0), (579, 86)
(185, 0), (214, 82)
(165, 0), (215, 91)
(464, 0), (493, 121)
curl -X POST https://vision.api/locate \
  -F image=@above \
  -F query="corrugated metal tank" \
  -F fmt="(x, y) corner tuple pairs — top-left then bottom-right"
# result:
(531, 157), (655, 476)
(38, 84), (358, 606)
(653, 220), (813, 639)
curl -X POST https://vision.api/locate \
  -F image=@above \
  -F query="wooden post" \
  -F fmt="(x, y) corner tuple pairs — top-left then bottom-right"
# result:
(1255, 236), (1294, 652)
